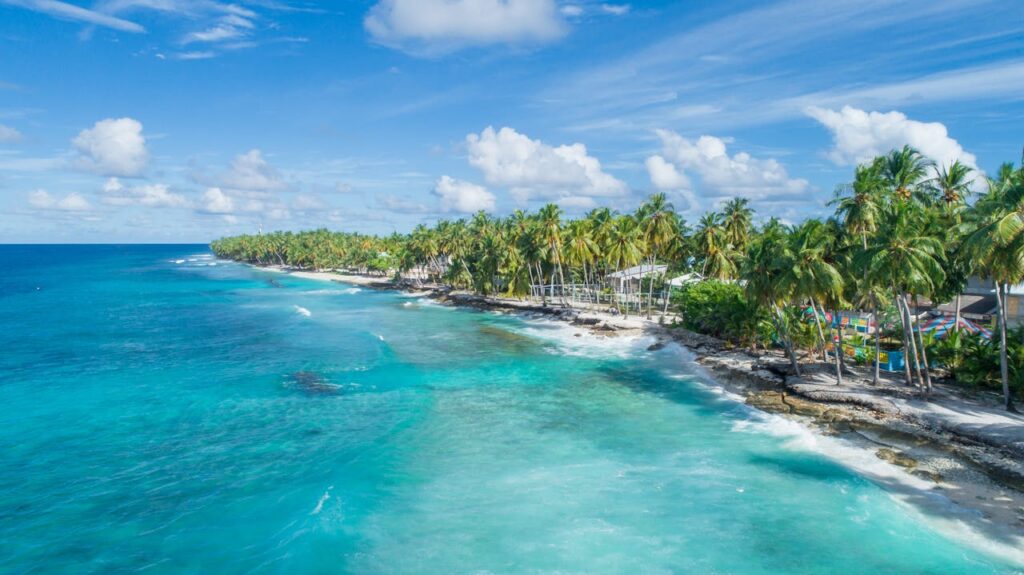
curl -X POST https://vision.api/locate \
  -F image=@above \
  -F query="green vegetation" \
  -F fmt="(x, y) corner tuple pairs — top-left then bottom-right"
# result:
(211, 152), (1024, 411)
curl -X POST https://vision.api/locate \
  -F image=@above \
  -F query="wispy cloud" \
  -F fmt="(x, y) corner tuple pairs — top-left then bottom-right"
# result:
(1, 0), (145, 32)
(543, 0), (1022, 135)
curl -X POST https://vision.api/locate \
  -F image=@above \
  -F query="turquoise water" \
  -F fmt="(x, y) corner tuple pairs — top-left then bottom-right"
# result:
(0, 245), (1018, 574)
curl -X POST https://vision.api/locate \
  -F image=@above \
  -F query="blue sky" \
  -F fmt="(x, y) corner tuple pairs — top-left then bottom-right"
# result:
(0, 0), (1022, 243)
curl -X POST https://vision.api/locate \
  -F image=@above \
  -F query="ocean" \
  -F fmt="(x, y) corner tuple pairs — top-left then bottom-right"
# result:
(0, 244), (1018, 574)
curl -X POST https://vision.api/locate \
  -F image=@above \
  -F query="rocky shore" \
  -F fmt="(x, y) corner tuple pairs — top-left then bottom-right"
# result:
(428, 289), (1024, 540)
(269, 268), (1024, 543)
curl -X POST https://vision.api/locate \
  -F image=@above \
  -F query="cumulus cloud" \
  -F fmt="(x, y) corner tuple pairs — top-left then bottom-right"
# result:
(72, 117), (148, 177)
(0, 124), (22, 143)
(200, 187), (235, 213)
(650, 130), (809, 200)
(218, 149), (286, 193)
(645, 155), (690, 191)
(806, 105), (978, 170)
(28, 189), (91, 211)
(365, 0), (565, 53)
(101, 177), (190, 207)
(466, 126), (627, 205)
(433, 175), (496, 213)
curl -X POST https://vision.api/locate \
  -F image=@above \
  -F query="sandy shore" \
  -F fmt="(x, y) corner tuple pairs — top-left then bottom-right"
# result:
(277, 266), (1024, 559)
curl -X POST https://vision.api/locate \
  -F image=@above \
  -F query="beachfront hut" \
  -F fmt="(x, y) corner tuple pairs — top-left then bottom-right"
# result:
(607, 264), (667, 293)
(668, 272), (703, 287)
(915, 315), (993, 339)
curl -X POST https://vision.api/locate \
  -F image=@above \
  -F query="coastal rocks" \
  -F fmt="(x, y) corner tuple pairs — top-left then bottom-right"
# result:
(647, 341), (666, 352)
(746, 391), (789, 413)
(876, 447), (918, 470)
(753, 356), (796, 378)
(285, 371), (342, 395)
(700, 353), (784, 390)
(665, 327), (725, 353)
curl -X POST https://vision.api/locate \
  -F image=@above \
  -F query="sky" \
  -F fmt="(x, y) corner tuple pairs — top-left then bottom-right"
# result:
(0, 0), (1022, 243)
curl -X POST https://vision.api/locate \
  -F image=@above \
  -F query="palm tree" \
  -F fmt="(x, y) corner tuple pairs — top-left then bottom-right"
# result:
(638, 193), (678, 318)
(695, 212), (737, 280)
(884, 145), (931, 203)
(537, 204), (567, 305)
(604, 216), (646, 316)
(928, 160), (975, 329)
(964, 165), (1024, 412)
(861, 203), (946, 395)
(722, 198), (754, 252)
(785, 220), (845, 382)
(743, 221), (801, 375)
(564, 219), (600, 304)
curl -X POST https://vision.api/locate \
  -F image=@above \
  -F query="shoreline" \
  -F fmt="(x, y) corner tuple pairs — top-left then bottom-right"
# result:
(265, 267), (1024, 559)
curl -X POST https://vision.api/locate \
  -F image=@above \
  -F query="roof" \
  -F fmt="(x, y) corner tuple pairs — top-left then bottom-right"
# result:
(915, 315), (993, 339)
(607, 264), (668, 279)
(668, 272), (703, 286)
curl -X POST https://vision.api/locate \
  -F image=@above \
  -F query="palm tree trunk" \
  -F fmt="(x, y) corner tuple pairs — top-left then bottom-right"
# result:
(899, 294), (926, 392)
(645, 257), (655, 319)
(527, 263), (536, 301)
(557, 258), (568, 306)
(953, 294), (962, 333)
(536, 263), (547, 306)
(836, 318), (848, 376)
(996, 284), (1018, 413)
(913, 295), (933, 393)
(872, 300), (881, 386)
(774, 305), (801, 376)
(893, 289), (914, 386)
(809, 298), (829, 362)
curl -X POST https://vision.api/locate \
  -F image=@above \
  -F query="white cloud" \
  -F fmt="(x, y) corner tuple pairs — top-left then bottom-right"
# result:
(364, 0), (565, 53)
(176, 51), (216, 60)
(0, 124), (22, 143)
(645, 155), (690, 191)
(433, 176), (496, 213)
(184, 25), (242, 43)
(72, 117), (149, 177)
(556, 195), (595, 210)
(101, 177), (190, 207)
(560, 5), (582, 17)
(466, 126), (627, 204)
(2, 0), (145, 32)
(806, 105), (978, 170)
(182, 8), (255, 44)
(201, 187), (235, 213)
(380, 195), (432, 214)
(220, 149), (286, 192)
(600, 4), (630, 15)
(292, 194), (326, 211)
(651, 129), (809, 199)
(28, 189), (91, 211)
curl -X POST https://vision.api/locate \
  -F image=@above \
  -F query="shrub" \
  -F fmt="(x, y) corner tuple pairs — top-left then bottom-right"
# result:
(675, 280), (770, 347)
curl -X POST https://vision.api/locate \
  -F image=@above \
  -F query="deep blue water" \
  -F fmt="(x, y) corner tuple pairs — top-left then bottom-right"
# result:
(0, 245), (1019, 574)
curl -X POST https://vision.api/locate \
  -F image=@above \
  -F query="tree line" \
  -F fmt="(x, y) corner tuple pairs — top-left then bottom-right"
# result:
(211, 147), (1024, 412)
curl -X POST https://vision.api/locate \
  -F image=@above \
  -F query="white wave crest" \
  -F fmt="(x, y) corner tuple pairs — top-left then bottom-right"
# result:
(311, 486), (333, 515)
(294, 306), (312, 317)
(303, 288), (361, 296)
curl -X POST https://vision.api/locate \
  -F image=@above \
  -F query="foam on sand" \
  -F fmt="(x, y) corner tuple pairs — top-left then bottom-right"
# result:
(507, 316), (655, 359)
(730, 404), (1024, 566)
